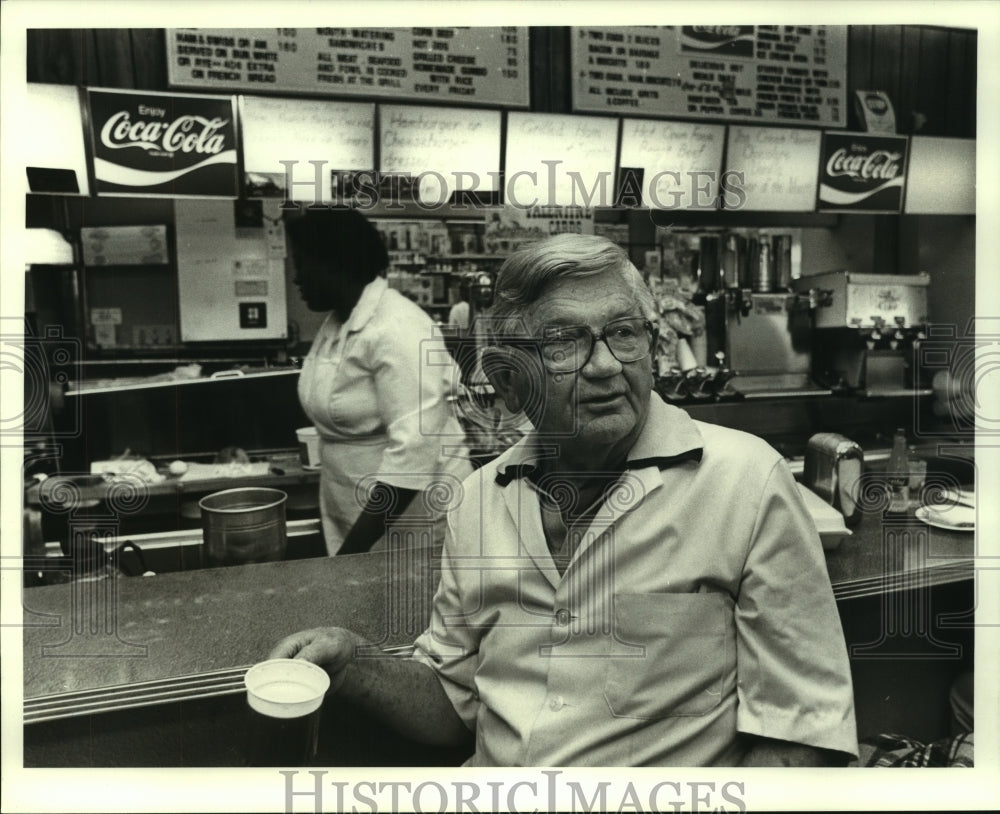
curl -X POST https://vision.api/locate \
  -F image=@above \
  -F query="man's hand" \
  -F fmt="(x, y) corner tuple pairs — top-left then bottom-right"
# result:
(269, 627), (362, 693)
(740, 735), (850, 767)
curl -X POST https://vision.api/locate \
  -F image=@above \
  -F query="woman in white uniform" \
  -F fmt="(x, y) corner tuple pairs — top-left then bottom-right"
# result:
(287, 209), (471, 555)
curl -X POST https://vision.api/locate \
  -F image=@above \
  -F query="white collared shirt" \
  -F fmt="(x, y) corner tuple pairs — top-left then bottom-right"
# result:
(298, 277), (467, 488)
(412, 393), (858, 766)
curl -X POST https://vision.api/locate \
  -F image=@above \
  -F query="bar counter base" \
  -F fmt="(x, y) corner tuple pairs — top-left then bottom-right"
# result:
(25, 693), (472, 768)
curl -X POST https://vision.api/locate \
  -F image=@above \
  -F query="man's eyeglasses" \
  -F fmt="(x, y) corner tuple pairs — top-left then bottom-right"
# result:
(535, 316), (656, 373)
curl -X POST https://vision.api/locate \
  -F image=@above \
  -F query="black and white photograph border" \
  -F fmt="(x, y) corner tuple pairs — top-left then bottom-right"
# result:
(2, 1), (999, 812)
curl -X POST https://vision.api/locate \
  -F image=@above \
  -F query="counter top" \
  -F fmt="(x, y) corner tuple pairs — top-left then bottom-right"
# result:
(824, 508), (974, 600)
(23, 506), (974, 721)
(23, 544), (441, 717)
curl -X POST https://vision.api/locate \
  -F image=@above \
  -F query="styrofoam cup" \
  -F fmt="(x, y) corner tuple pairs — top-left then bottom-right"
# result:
(295, 427), (321, 468)
(244, 658), (330, 719)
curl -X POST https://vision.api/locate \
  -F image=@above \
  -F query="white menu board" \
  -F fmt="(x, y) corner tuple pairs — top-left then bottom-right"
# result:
(724, 125), (821, 211)
(505, 112), (619, 208)
(240, 96), (374, 202)
(167, 28), (529, 107)
(619, 119), (726, 209)
(379, 105), (501, 205)
(572, 26), (847, 127)
(904, 137), (975, 215)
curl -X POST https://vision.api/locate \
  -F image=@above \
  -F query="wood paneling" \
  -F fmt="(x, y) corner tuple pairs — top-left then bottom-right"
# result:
(129, 29), (170, 90)
(947, 29), (976, 136)
(916, 28), (952, 136)
(847, 25), (976, 137)
(27, 29), (100, 86)
(92, 29), (135, 88)
(897, 26), (924, 134)
(870, 25), (903, 118)
(847, 25), (874, 105)
(965, 30), (977, 136)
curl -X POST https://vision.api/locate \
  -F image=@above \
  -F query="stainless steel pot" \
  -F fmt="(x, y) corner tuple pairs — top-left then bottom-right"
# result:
(198, 487), (288, 564)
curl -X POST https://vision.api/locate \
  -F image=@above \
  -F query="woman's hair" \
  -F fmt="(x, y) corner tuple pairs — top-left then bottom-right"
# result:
(283, 207), (389, 284)
(487, 233), (656, 341)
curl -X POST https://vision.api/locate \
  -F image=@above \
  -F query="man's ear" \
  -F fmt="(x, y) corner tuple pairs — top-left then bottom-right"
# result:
(480, 346), (525, 414)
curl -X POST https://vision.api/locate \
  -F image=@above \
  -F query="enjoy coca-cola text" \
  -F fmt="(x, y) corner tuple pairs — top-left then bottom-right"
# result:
(826, 148), (901, 181)
(100, 111), (229, 154)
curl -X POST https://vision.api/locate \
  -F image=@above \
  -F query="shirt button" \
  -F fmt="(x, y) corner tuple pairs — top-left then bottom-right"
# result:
(548, 695), (564, 711)
(555, 609), (571, 626)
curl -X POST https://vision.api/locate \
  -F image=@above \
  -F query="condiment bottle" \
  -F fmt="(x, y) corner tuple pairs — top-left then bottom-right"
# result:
(886, 428), (910, 513)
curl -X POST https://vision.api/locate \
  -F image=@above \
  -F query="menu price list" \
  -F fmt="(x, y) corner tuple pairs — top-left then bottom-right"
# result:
(571, 26), (846, 126)
(166, 28), (530, 107)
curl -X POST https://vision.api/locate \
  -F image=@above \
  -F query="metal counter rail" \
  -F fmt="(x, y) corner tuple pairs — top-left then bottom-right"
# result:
(23, 645), (416, 725)
(40, 517), (323, 558)
(830, 558), (975, 602)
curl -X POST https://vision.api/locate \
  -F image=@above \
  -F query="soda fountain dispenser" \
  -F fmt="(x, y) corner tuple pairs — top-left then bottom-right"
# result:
(791, 271), (931, 396)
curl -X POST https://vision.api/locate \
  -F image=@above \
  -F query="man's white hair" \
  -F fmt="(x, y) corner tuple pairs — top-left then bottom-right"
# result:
(486, 233), (656, 342)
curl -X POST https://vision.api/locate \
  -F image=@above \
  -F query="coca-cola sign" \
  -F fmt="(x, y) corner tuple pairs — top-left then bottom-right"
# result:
(679, 25), (754, 57)
(87, 89), (238, 197)
(818, 131), (909, 212)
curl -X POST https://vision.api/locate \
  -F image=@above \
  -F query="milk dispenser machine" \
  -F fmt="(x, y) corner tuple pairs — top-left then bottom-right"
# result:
(791, 271), (930, 396)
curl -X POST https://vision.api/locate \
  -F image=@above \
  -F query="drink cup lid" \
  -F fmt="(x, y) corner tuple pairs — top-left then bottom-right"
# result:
(244, 659), (330, 719)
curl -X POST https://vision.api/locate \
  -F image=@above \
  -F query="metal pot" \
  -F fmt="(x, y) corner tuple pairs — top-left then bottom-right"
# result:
(198, 487), (288, 565)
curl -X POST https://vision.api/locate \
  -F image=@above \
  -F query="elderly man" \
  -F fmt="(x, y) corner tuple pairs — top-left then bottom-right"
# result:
(271, 233), (858, 767)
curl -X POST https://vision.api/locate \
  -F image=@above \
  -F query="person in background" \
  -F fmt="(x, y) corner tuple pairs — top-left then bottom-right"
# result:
(272, 233), (857, 766)
(287, 208), (471, 556)
(446, 280), (472, 332)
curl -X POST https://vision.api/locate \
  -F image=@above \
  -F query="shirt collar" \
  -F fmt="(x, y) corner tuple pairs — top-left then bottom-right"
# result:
(494, 392), (704, 486)
(342, 277), (387, 334)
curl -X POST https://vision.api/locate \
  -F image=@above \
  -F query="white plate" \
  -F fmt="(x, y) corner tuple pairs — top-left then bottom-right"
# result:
(302, 463), (323, 471)
(940, 488), (975, 507)
(915, 505), (975, 532)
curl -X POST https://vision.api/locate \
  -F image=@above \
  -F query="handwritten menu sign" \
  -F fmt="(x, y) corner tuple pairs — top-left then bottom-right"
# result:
(618, 119), (726, 209)
(166, 28), (529, 107)
(379, 105), (501, 205)
(725, 125), (821, 211)
(241, 95), (374, 200)
(571, 26), (846, 127)
(505, 112), (618, 207)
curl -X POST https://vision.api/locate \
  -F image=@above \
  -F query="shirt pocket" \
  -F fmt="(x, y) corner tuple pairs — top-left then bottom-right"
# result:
(603, 592), (732, 719)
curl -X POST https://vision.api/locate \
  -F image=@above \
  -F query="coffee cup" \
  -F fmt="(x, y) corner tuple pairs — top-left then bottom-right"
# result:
(295, 427), (321, 469)
(244, 658), (330, 766)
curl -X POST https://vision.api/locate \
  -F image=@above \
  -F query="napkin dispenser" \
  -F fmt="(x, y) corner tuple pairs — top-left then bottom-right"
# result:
(803, 432), (864, 527)
(796, 483), (853, 550)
